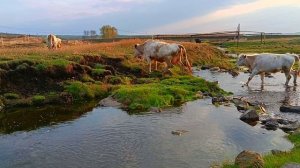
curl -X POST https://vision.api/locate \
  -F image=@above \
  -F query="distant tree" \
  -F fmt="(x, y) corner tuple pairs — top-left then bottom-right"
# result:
(100, 25), (118, 39)
(90, 30), (97, 37)
(83, 30), (90, 39)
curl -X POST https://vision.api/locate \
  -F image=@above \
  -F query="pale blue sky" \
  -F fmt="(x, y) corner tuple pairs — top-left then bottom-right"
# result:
(0, 0), (299, 35)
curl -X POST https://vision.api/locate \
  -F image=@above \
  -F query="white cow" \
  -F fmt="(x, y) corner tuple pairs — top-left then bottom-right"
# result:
(237, 53), (300, 86)
(47, 34), (62, 49)
(134, 40), (192, 74)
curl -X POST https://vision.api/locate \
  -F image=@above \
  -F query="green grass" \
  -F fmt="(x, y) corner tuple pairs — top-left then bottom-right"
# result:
(64, 81), (109, 101)
(263, 133), (300, 168)
(3, 93), (20, 99)
(222, 132), (300, 168)
(32, 95), (46, 105)
(113, 76), (230, 112)
(223, 37), (300, 54)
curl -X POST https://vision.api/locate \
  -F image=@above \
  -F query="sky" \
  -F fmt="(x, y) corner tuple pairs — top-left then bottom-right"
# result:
(0, 0), (300, 35)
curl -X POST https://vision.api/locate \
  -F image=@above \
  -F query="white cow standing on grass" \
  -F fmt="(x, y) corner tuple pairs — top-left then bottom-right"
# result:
(47, 34), (62, 49)
(134, 40), (192, 74)
(237, 53), (300, 86)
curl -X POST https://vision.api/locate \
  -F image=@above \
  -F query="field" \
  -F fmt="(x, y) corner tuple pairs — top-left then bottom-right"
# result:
(222, 36), (300, 54)
(1, 36), (300, 167)
(0, 38), (233, 111)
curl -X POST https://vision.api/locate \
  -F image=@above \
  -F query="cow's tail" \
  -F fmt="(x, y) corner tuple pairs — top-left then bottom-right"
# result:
(47, 34), (55, 49)
(178, 45), (192, 74)
(295, 55), (300, 76)
(47, 35), (52, 49)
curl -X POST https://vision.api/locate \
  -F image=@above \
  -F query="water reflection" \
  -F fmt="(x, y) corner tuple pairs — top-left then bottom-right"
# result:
(0, 100), (293, 168)
(0, 102), (96, 134)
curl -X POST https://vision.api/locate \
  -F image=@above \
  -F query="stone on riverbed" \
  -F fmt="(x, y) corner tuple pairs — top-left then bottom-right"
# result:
(280, 105), (300, 114)
(210, 67), (220, 72)
(240, 110), (259, 122)
(212, 96), (230, 105)
(235, 150), (264, 168)
(228, 70), (239, 77)
(171, 130), (188, 136)
(264, 119), (279, 130)
(98, 96), (123, 108)
(280, 122), (300, 132)
(149, 107), (162, 113)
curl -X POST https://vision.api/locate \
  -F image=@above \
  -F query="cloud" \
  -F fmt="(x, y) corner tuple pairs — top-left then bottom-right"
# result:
(21, 0), (159, 21)
(148, 0), (300, 34)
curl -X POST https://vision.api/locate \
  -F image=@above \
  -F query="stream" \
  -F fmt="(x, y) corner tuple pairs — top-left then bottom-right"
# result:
(0, 70), (298, 168)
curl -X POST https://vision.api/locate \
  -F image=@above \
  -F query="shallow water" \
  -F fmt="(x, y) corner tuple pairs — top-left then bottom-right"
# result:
(195, 70), (300, 120)
(0, 71), (296, 168)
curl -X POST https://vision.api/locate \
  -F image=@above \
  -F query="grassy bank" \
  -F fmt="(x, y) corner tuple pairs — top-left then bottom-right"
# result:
(113, 76), (230, 112)
(223, 132), (300, 168)
(0, 39), (233, 110)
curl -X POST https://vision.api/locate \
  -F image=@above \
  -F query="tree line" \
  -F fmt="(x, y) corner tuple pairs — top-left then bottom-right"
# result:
(83, 25), (118, 39)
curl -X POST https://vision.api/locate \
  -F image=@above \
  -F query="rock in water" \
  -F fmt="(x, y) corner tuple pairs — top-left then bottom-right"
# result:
(98, 96), (123, 108)
(210, 67), (221, 72)
(149, 107), (162, 113)
(171, 130), (188, 136)
(240, 110), (259, 122)
(264, 119), (279, 130)
(280, 106), (300, 113)
(280, 122), (300, 132)
(235, 150), (264, 168)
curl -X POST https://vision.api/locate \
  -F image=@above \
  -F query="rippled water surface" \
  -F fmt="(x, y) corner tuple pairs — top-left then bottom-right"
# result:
(195, 70), (300, 120)
(0, 70), (296, 168)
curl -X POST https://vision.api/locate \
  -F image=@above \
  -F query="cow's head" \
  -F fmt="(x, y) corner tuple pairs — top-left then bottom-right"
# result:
(237, 54), (247, 66)
(134, 44), (144, 59)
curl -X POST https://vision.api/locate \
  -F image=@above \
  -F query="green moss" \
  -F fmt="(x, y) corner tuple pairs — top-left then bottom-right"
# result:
(105, 75), (123, 85)
(81, 74), (95, 83)
(94, 63), (105, 69)
(92, 68), (106, 76)
(32, 95), (46, 105)
(113, 76), (229, 112)
(64, 81), (109, 101)
(35, 63), (47, 72)
(3, 93), (20, 99)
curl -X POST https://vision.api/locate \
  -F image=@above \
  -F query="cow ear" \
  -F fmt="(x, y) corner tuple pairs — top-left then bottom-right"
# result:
(242, 54), (247, 58)
(134, 44), (139, 49)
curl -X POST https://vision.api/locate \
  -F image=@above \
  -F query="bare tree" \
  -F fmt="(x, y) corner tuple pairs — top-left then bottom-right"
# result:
(90, 30), (97, 38)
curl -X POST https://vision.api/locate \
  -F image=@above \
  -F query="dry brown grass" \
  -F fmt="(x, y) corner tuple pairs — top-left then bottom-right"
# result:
(0, 38), (233, 69)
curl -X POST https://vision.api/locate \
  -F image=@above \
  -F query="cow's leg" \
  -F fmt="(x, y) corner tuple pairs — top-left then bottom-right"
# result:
(155, 61), (158, 71)
(245, 69), (259, 86)
(291, 70), (298, 85)
(163, 59), (173, 74)
(149, 61), (152, 73)
(260, 72), (265, 85)
(284, 71), (292, 86)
